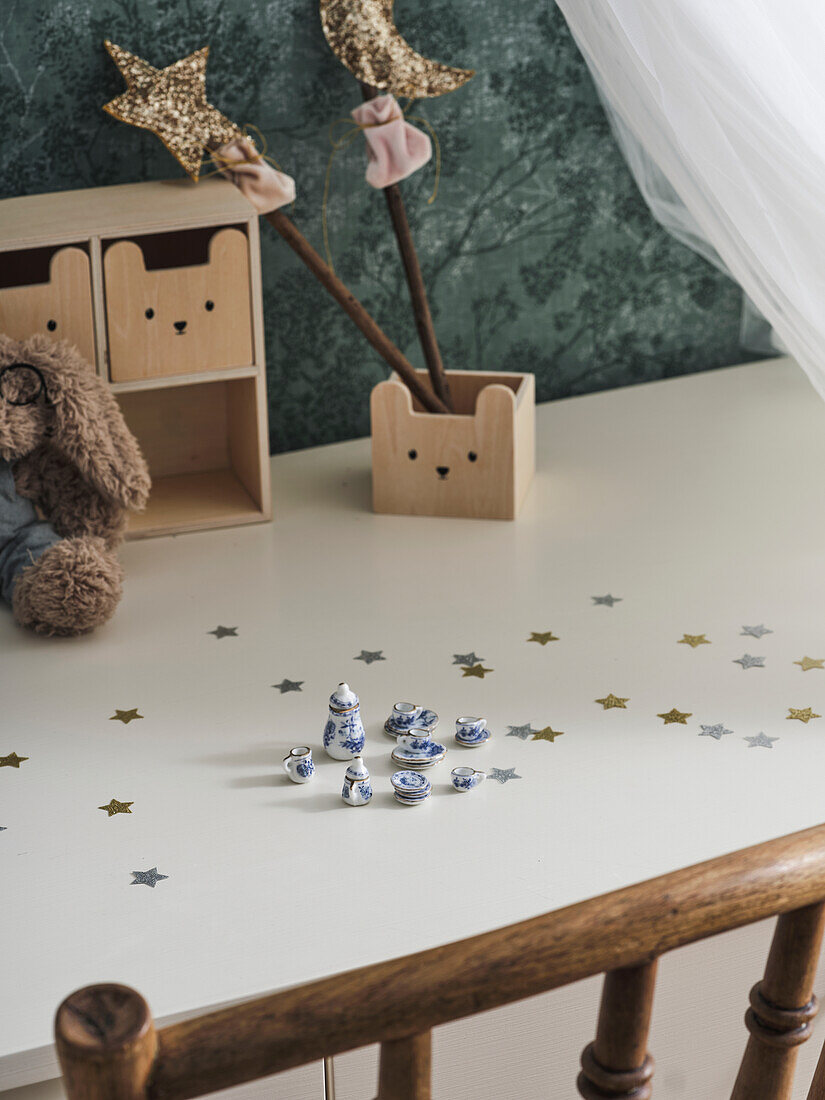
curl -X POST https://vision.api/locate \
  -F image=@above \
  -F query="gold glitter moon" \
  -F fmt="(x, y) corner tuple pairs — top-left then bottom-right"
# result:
(320, 0), (474, 98)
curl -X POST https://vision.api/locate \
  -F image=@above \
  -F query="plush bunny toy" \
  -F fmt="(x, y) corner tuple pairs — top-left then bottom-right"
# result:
(0, 334), (150, 635)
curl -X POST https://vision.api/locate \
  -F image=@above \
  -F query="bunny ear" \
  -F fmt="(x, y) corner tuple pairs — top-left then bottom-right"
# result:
(19, 335), (150, 510)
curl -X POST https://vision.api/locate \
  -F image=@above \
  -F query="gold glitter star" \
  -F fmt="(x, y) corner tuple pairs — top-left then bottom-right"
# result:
(103, 41), (241, 180)
(795, 657), (825, 671)
(0, 751), (28, 768)
(678, 634), (710, 648)
(110, 708), (143, 725)
(98, 799), (134, 817)
(658, 708), (692, 725)
(528, 631), (559, 645)
(787, 707), (821, 723)
(595, 694), (629, 710)
(532, 726), (564, 742)
(461, 664), (493, 678)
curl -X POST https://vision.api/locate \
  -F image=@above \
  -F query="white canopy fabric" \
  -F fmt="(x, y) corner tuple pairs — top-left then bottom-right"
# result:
(556, 0), (825, 395)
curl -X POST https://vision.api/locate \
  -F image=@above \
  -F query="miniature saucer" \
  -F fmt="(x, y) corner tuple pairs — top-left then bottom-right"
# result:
(384, 708), (439, 738)
(394, 791), (430, 805)
(391, 740), (446, 769)
(455, 728), (491, 747)
(391, 771), (431, 796)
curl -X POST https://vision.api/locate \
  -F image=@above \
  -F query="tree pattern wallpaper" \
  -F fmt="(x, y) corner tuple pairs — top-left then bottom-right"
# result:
(0, 0), (751, 453)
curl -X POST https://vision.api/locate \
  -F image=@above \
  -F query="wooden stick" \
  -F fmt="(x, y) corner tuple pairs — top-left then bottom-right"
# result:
(377, 1033), (432, 1100)
(360, 83), (453, 412)
(264, 210), (448, 415)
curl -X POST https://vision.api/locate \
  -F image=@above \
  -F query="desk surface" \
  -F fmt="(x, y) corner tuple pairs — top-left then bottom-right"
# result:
(3, 357), (825, 1090)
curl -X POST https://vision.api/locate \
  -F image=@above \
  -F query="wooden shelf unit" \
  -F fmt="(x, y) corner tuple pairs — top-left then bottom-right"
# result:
(0, 178), (272, 538)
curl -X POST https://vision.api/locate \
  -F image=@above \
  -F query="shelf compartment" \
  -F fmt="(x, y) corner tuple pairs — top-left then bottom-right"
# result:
(117, 376), (270, 539)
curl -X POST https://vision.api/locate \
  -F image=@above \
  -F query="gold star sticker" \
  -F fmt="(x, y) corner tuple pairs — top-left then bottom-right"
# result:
(678, 634), (710, 648)
(787, 707), (821, 723)
(658, 708), (692, 725)
(795, 657), (825, 671)
(461, 664), (493, 678)
(98, 799), (134, 817)
(110, 708), (144, 725)
(532, 726), (564, 742)
(0, 751), (28, 768)
(595, 694), (629, 710)
(103, 41), (241, 179)
(528, 631), (559, 645)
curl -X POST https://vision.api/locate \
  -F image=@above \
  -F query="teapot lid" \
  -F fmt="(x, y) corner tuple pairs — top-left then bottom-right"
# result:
(345, 755), (369, 780)
(330, 682), (358, 708)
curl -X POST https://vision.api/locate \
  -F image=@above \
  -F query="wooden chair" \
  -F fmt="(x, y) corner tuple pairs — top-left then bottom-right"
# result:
(54, 823), (825, 1100)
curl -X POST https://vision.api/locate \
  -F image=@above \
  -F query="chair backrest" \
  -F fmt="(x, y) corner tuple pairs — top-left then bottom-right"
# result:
(54, 823), (825, 1100)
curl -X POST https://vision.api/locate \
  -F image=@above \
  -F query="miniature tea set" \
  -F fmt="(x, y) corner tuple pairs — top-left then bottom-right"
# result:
(282, 682), (493, 807)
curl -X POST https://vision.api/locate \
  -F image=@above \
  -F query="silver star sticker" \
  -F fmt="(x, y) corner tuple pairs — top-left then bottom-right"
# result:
(354, 650), (385, 664)
(734, 654), (765, 669)
(744, 732), (778, 748)
(487, 767), (522, 784)
(273, 679), (303, 693)
(506, 724), (537, 740)
(700, 723), (733, 740)
(741, 625), (773, 638)
(453, 652), (485, 665)
(208, 626), (237, 639)
(131, 867), (169, 887)
(592, 595), (622, 607)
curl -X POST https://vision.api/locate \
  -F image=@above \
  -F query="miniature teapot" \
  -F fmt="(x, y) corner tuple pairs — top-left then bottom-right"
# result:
(341, 756), (373, 806)
(323, 682), (367, 760)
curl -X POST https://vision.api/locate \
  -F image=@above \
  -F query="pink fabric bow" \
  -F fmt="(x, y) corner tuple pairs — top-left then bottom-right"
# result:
(350, 95), (432, 189)
(214, 137), (296, 214)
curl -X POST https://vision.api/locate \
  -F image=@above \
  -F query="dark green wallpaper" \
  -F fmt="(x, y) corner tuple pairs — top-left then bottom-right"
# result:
(0, 0), (749, 453)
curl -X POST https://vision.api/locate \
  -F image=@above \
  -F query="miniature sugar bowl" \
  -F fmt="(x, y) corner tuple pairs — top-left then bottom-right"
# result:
(323, 682), (367, 760)
(341, 756), (373, 806)
(451, 766), (486, 792)
(283, 746), (315, 784)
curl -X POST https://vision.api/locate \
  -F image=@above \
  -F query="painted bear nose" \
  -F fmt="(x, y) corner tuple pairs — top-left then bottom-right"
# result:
(174, 320), (187, 333)
(436, 466), (449, 479)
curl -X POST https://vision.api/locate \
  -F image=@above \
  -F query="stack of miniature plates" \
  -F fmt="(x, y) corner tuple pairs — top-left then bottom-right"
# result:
(384, 708), (439, 738)
(391, 771), (432, 806)
(390, 738), (447, 770)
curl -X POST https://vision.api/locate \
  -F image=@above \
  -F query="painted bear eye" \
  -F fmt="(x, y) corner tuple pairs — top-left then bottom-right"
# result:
(408, 449), (418, 460)
(468, 451), (478, 462)
(145, 308), (155, 319)
(46, 319), (57, 331)
(205, 300), (215, 311)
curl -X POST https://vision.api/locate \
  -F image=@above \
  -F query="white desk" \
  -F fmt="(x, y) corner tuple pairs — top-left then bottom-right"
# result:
(4, 358), (825, 1099)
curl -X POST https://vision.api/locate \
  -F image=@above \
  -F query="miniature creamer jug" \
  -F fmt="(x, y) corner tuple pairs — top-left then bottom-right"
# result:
(323, 682), (366, 760)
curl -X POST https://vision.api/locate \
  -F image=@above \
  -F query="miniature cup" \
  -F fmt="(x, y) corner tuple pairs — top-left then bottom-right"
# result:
(451, 766), (486, 792)
(283, 746), (315, 784)
(455, 716), (487, 744)
(389, 701), (423, 731)
(396, 729), (432, 753)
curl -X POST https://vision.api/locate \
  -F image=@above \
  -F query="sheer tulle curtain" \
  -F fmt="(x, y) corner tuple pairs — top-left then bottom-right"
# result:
(555, 0), (825, 397)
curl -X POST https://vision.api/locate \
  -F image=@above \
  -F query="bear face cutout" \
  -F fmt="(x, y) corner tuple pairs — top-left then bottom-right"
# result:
(0, 248), (96, 365)
(103, 228), (253, 382)
(371, 378), (522, 519)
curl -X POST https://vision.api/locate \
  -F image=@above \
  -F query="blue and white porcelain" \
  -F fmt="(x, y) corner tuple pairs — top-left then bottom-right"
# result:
(396, 730), (431, 753)
(455, 716), (490, 747)
(391, 738), (447, 770)
(341, 756), (373, 806)
(391, 770), (431, 805)
(283, 746), (315, 784)
(384, 705), (439, 738)
(323, 682), (366, 760)
(450, 766), (486, 792)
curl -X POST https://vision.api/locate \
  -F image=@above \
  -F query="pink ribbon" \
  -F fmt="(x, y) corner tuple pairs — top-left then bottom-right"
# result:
(350, 95), (432, 189)
(214, 137), (296, 214)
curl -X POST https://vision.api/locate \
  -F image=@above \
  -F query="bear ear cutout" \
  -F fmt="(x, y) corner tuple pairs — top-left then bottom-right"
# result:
(475, 382), (516, 425)
(208, 227), (248, 267)
(104, 239), (147, 276)
(48, 246), (90, 284)
(371, 378), (415, 422)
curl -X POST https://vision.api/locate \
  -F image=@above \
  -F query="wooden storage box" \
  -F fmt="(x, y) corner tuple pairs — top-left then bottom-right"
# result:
(0, 178), (271, 538)
(371, 369), (535, 520)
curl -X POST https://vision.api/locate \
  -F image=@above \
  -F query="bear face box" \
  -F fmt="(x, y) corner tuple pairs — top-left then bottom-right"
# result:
(371, 370), (535, 520)
(103, 227), (254, 382)
(0, 247), (96, 365)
